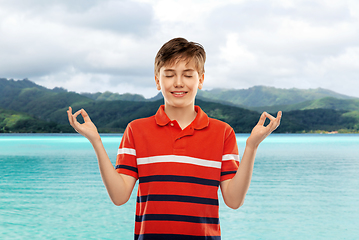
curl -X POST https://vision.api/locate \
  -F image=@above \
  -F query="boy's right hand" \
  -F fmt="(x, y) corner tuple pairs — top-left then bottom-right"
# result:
(67, 107), (100, 143)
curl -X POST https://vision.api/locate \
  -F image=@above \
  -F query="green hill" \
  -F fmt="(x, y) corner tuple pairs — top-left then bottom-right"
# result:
(250, 97), (359, 113)
(0, 107), (73, 133)
(2, 78), (258, 133)
(0, 78), (92, 120)
(81, 91), (146, 102)
(273, 108), (358, 133)
(197, 86), (353, 107)
(1, 78), (358, 133)
(61, 100), (359, 134)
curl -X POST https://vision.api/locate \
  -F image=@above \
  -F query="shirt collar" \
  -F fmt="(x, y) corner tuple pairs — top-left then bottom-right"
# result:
(155, 105), (209, 130)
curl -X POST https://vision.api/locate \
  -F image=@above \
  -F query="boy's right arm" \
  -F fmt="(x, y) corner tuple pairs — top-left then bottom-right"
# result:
(67, 107), (136, 206)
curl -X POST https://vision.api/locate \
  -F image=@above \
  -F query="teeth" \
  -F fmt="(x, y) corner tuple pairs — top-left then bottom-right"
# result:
(173, 92), (186, 95)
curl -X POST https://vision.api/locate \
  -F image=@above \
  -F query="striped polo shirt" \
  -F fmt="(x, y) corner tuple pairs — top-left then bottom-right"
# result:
(116, 105), (240, 240)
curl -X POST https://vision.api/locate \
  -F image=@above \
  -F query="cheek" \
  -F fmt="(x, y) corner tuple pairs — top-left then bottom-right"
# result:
(187, 79), (200, 89)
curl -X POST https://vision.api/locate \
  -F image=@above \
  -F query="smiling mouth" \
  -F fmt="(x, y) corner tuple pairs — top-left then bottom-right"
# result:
(171, 91), (188, 97)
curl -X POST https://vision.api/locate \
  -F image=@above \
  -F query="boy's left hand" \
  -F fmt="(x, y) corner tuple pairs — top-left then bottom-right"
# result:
(246, 111), (282, 148)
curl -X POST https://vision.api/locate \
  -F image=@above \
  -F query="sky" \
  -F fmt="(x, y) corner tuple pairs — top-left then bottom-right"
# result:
(1, 0), (359, 98)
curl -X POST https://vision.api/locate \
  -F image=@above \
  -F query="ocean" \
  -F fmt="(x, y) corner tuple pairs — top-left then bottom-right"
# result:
(0, 134), (358, 239)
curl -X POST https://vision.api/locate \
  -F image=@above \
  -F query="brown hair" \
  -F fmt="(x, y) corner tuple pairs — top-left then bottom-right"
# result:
(154, 37), (206, 76)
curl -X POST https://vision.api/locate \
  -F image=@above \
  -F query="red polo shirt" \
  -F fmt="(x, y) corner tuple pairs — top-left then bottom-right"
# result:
(116, 105), (240, 240)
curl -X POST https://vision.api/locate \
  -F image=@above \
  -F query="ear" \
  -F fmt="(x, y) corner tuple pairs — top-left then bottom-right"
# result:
(198, 73), (204, 90)
(155, 75), (161, 90)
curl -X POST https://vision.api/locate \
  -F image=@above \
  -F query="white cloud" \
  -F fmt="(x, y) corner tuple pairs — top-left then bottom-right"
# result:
(0, 0), (158, 96)
(201, 0), (359, 95)
(1, 0), (359, 98)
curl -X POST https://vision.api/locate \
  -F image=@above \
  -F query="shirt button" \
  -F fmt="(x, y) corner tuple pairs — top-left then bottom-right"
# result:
(170, 123), (174, 127)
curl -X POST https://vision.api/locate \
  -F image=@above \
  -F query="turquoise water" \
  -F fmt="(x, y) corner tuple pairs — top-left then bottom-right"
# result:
(0, 134), (358, 239)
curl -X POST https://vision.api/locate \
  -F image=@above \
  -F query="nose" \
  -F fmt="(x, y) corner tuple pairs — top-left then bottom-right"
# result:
(174, 76), (184, 88)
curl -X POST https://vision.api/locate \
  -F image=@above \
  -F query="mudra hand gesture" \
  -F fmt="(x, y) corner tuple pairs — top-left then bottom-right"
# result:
(247, 111), (282, 148)
(67, 107), (100, 143)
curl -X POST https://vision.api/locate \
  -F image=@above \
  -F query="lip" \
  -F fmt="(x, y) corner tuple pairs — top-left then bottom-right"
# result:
(171, 91), (188, 97)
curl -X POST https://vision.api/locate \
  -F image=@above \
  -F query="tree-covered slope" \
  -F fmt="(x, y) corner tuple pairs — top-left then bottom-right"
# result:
(197, 86), (354, 107)
(81, 91), (146, 102)
(1, 78), (358, 133)
(250, 97), (359, 113)
(0, 107), (72, 133)
(273, 108), (358, 133)
(0, 78), (93, 120)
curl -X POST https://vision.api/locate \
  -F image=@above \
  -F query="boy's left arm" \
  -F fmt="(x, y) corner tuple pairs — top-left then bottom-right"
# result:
(220, 111), (282, 209)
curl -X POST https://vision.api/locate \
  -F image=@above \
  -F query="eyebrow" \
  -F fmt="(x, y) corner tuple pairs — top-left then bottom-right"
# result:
(163, 69), (195, 72)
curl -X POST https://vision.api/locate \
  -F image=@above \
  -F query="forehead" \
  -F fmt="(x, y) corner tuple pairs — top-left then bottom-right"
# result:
(161, 58), (197, 71)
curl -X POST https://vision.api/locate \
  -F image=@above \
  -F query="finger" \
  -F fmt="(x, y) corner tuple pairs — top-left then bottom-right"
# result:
(274, 111), (282, 129)
(73, 109), (82, 118)
(67, 106), (72, 121)
(67, 107), (75, 126)
(257, 112), (268, 126)
(258, 111), (275, 129)
(69, 109), (82, 129)
(258, 111), (276, 127)
(268, 111), (282, 131)
(80, 109), (92, 123)
(264, 112), (276, 122)
(276, 111), (282, 122)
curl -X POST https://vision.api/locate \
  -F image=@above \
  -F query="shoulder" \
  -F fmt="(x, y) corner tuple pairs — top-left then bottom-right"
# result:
(205, 117), (236, 140)
(127, 115), (156, 129)
(123, 115), (158, 140)
(208, 117), (233, 131)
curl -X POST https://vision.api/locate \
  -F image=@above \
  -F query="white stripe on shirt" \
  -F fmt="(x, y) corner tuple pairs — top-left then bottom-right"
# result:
(117, 148), (136, 156)
(137, 155), (222, 169)
(222, 154), (240, 162)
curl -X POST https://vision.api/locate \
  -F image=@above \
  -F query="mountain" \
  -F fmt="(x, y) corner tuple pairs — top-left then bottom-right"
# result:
(250, 97), (359, 113)
(0, 78), (93, 121)
(49, 98), (359, 134)
(0, 107), (72, 133)
(197, 86), (354, 107)
(81, 91), (146, 102)
(0, 78), (258, 133)
(1, 78), (358, 133)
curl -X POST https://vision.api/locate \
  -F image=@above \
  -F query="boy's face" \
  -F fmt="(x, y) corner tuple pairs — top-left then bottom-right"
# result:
(155, 59), (204, 110)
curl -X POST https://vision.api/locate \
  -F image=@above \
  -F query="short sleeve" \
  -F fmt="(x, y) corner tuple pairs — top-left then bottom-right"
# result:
(221, 127), (240, 182)
(115, 124), (138, 179)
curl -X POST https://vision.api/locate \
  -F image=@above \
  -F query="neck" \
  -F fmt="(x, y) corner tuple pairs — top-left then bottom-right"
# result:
(164, 103), (197, 130)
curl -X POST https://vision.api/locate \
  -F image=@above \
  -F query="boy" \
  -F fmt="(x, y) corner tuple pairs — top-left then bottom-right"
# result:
(67, 37), (282, 239)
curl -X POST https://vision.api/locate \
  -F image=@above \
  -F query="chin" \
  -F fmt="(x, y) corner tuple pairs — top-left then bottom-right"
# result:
(165, 100), (194, 109)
